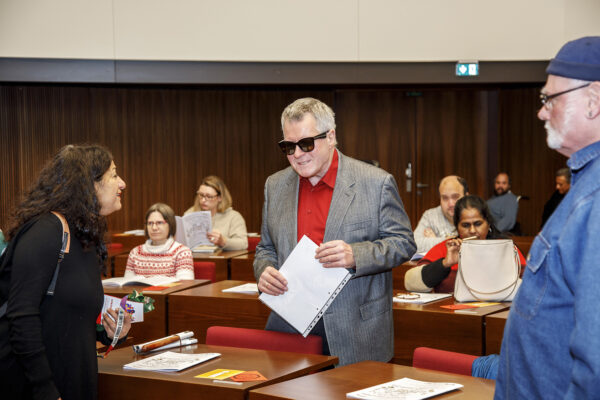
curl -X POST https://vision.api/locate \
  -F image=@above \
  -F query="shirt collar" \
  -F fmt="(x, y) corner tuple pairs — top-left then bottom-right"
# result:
(300, 149), (339, 188)
(567, 140), (600, 183)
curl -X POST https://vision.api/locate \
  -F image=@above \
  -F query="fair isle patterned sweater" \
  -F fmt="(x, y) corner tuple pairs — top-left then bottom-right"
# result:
(124, 237), (194, 280)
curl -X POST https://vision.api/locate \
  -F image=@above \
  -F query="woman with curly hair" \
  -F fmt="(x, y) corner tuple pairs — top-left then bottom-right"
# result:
(184, 175), (248, 250)
(0, 144), (131, 400)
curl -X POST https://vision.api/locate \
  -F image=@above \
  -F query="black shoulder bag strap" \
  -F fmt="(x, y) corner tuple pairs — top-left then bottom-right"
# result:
(0, 212), (70, 317)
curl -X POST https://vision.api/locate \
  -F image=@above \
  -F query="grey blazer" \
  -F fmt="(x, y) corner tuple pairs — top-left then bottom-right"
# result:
(254, 151), (415, 366)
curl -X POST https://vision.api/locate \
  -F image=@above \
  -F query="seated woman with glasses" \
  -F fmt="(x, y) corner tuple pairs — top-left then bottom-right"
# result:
(184, 175), (248, 251)
(124, 203), (194, 279)
(404, 195), (526, 293)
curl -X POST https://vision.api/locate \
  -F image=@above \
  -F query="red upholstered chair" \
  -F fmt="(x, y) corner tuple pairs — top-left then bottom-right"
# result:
(412, 347), (477, 376)
(193, 261), (216, 282)
(247, 236), (260, 252)
(206, 326), (323, 355)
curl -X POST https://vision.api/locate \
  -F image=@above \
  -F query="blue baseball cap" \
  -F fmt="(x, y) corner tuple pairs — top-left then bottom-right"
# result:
(547, 36), (600, 81)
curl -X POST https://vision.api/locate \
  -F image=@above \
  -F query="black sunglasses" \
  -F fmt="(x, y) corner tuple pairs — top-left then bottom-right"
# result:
(278, 131), (329, 155)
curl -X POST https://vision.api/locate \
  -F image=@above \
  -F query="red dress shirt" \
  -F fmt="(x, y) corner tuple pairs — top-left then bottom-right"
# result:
(297, 150), (339, 244)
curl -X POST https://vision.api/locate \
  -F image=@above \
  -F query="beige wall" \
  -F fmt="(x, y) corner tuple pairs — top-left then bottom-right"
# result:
(0, 0), (599, 61)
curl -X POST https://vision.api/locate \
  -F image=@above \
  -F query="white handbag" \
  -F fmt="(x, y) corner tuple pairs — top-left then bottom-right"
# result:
(454, 239), (521, 302)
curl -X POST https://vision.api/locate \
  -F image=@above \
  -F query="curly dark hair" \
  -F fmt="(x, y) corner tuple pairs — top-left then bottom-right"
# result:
(6, 144), (114, 263)
(453, 195), (505, 239)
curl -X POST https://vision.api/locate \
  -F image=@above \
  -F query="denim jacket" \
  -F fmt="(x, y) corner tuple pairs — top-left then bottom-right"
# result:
(496, 140), (600, 399)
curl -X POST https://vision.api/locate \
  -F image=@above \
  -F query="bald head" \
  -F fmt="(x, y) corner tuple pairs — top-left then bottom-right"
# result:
(439, 175), (467, 222)
(494, 173), (510, 196)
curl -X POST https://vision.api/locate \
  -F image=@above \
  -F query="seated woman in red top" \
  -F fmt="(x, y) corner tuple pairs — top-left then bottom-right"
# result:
(404, 195), (526, 293)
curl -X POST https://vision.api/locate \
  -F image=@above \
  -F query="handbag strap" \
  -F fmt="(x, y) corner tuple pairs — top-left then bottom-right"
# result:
(0, 212), (70, 317)
(47, 212), (70, 296)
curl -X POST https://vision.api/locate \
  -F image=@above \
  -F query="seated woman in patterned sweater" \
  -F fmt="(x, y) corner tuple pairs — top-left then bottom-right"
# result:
(404, 195), (526, 293)
(125, 203), (194, 280)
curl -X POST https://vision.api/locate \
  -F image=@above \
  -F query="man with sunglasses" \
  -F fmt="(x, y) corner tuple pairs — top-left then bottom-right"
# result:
(254, 97), (415, 366)
(496, 37), (600, 399)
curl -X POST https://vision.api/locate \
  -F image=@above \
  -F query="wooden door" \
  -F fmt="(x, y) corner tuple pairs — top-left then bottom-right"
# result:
(334, 89), (418, 224)
(413, 89), (491, 223)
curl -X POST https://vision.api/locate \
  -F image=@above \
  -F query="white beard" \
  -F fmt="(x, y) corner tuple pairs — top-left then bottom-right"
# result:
(545, 102), (574, 150)
(545, 121), (565, 149)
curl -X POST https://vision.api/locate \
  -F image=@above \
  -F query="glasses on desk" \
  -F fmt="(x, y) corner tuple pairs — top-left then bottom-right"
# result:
(395, 293), (421, 300)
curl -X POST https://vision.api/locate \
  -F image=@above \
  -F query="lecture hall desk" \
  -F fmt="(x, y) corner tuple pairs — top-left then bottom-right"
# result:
(194, 249), (249, 281)
(168, 280), (270, 343)
(392, 294), (511, 365)
(230, 253), (256, 281)
(485, 309), (509, 355)
(103, 280), (210, 343)
(248, 360), (495, 400)
(97, 344), (338, 400)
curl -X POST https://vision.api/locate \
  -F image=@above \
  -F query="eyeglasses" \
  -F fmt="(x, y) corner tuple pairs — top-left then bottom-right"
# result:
(197, 193), (218, 200)
(540, 83), (590, 110)
(147, 221), (167, 227)
(278, 131), (329, 155)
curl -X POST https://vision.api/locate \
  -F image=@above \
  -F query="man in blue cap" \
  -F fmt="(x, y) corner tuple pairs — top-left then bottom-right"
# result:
(496, 36), (600, 399)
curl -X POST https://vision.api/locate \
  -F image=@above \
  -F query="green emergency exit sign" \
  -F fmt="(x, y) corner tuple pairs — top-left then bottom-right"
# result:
(456, 61), (479, 76)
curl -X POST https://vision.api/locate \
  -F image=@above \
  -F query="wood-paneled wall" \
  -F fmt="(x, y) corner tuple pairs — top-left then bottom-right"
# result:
(0, 83), (567, 237)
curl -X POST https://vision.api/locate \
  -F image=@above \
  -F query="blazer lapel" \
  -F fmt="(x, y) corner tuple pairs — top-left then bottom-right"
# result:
(324, 152), (355, 242)
(279, 170), (300, 252)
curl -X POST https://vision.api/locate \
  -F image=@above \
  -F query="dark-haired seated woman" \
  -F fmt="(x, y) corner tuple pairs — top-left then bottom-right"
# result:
(125, 203), (194, 280)
(405, 195), (526, 293)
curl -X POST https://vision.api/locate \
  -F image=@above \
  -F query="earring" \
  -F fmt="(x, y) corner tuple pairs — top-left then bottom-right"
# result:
(589, 111), (594, 118)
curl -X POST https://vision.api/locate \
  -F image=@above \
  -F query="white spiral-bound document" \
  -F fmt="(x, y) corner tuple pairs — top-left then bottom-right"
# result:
(259, 235), (352, 337)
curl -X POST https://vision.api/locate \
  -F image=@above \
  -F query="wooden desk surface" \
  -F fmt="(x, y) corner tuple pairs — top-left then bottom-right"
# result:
(194, 250), (249, 281)
(98, 344), (338, 400)
(168, 280), (270, 343)
(230, 254), (256, 281)
(485, 309), (509, 355)
(103, 280), (210, 343)
(248, 360), (495, 400)
(393, 294), (511, 365)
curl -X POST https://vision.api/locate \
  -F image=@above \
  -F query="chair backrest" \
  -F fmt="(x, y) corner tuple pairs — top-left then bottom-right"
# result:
(193, 261), (216, 282)
(412, 347), (477, 376)
(247, 236), (260, 252)
(206, 326), (323, 355)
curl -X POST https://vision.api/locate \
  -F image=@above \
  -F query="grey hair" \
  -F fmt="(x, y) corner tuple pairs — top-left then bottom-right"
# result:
(280, 97), (336, 134)
(556, 167), (571, 183)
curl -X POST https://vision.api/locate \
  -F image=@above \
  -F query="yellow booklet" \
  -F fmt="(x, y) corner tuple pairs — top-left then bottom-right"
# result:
(195, 369), (244, 380)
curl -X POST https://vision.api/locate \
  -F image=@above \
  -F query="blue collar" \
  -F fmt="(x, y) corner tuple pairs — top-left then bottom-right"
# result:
(567, 140), (600, 184)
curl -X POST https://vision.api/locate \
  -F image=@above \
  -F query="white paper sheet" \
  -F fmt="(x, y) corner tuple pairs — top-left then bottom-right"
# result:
(259, 235), (351, 337)
(222, 283), (259, 294)
(346, 377), (463, 400)
(123, 351), (220, 372)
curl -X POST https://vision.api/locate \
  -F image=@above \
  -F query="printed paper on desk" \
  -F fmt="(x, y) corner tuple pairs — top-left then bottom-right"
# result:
(259, 235), (351, 337)
(222, 283), (258, 294)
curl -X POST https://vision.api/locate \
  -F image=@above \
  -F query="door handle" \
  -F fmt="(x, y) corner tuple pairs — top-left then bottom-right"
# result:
(416, 182), (429, 188)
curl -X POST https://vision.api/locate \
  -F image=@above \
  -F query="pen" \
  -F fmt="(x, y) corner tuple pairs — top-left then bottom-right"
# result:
(462, 236), (478, 241)
(213, 380), (243, 385)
